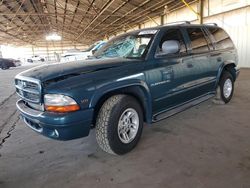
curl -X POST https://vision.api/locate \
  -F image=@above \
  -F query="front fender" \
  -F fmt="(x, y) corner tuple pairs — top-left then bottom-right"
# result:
(89, 79), (153, 123)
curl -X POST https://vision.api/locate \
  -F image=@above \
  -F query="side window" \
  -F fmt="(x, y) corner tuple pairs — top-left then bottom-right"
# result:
(187, 28), (209, 54)
(155, 29), (187, 56)
(207, 27), (234, 50)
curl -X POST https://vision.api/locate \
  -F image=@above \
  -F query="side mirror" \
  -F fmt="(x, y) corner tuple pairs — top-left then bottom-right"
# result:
(160, 40), (180, 56)
(92, 49), (97, 55)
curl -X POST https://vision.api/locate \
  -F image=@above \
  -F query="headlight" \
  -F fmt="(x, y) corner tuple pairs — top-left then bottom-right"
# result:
(44, 94), (80, 113)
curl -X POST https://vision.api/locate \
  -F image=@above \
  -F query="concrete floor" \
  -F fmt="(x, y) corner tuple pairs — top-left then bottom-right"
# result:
(0, 66), (250, 188)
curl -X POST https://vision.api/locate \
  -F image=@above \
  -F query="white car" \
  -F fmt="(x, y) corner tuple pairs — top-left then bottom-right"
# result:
(60, 41), (106, 63)
(27, 55), (45, 63)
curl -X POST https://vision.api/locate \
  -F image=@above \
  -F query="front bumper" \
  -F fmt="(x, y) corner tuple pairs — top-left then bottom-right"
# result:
(16, 99), (94, 140)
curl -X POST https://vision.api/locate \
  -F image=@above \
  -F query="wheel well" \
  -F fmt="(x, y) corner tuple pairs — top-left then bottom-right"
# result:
(92, 86), (150, 126)
(221, 63), (236, 81)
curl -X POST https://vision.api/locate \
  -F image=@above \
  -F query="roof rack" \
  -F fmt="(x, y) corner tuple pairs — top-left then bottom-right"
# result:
(205, 23), (218, 26)
(165, 21), (191, 26)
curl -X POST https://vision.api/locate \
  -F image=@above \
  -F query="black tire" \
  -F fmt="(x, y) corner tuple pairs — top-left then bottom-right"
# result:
(1, 63), (8, 70)
(96, 95), (143, 155)
(219, 71), (234, 103)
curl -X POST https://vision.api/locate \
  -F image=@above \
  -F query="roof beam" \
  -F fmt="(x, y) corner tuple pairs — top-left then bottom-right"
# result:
(16, 12), (31, 33)
(30, 0), (50, 33)
(74, 0), (96, 31)
(1, 1), (40, 41)
(98, 2), (169, 37)
(8, 0), (26, 27)
(69, 0), (80, 25)
(75, 0), (116, 41)
(62, 0), (68, 39)
(0, 26), (33, 45)
(0, 13), (146, 17)
(94, 0), (167, 37)
(86, 0), (131, 34)
(54, 0), (58, 25)
(92, 0), (151, 35)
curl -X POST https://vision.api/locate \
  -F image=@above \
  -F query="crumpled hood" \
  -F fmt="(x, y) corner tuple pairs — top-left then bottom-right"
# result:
(17, 58), (136, 82)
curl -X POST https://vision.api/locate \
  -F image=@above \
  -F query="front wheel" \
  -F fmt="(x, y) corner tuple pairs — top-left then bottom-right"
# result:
(95, 95), (143, 155)
(218, 71), (234, 103)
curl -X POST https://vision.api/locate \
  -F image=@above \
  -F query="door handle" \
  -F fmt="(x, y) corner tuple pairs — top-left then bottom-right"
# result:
(187, 63), (193, 68)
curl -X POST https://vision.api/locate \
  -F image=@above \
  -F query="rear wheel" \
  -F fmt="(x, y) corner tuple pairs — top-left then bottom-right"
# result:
(217, 71), (234, 103)
(95, 95), (143, 155)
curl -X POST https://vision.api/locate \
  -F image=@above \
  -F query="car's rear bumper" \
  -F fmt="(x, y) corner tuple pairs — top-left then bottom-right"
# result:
(16, 99), (93, 140)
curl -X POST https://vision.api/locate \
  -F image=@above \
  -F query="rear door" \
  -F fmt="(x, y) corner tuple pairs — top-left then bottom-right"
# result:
(184, 27), (216, 96)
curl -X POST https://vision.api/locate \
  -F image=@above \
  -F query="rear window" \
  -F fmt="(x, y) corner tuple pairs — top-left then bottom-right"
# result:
(186, 28), (209, 54)
(207, 27), (234, 50)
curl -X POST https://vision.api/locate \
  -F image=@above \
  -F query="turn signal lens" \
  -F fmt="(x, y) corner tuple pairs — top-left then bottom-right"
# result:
(45, 104), (80, 113)
(44, 94), (80, 112)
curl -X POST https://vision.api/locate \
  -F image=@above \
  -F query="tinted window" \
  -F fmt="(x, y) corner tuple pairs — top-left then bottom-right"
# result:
(187, 28), (209, 53)
(207, 27), (234, 50)
(156, 29), (187, 56)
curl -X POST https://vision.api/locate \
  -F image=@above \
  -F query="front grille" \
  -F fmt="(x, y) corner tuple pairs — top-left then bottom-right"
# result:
(15, 76), (41, 103)
(16, 79), (39, 90)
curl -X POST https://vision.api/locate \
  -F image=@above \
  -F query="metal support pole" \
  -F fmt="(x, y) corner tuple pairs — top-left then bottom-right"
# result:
(198, 0), (204, 24)
(161, 15), (164, 25)
(32, 45), (34, 56)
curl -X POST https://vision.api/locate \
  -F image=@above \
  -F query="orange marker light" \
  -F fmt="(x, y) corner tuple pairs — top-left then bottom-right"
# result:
(45, 104), (80, 113)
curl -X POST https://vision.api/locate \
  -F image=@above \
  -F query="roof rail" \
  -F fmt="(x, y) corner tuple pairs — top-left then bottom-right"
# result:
(205, 23), (218, 26)
(165, 21), (191, 26)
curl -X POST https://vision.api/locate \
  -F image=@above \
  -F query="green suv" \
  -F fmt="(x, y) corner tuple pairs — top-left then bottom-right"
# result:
(15, 22), (240, 155)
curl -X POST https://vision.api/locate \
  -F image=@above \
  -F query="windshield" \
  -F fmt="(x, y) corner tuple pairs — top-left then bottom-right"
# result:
(94, 32), (156, 59)
(84, 44), (96, 52)
(83, 41), (105, 52)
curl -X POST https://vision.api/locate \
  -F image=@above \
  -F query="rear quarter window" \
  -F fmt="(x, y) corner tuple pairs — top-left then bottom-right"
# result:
(207, 27), (234, 50)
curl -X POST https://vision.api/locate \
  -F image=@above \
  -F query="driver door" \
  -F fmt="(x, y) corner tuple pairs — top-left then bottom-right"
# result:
(146, 28), (198, 115)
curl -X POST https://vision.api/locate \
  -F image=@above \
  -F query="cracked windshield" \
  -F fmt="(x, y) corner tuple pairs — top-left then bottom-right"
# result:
(94, 31), (156, 59)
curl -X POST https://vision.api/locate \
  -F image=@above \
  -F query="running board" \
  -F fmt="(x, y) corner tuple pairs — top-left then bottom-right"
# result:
(153, 94), (215, 122)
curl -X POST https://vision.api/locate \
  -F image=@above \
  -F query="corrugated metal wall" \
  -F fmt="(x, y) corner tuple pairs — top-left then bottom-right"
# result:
(163, 0), (250, 67)
(203, 6), (250, 67)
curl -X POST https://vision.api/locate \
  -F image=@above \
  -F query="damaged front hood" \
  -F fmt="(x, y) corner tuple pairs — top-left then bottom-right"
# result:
(17, 58), (134, 82)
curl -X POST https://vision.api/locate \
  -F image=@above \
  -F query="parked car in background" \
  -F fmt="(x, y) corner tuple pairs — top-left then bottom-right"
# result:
(60, 41), (106, 63)
(0, 58), (17, 70)
(15, 22), (240, 155)
(11, 59), (22, 66)
(27, 55), (45, 63)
